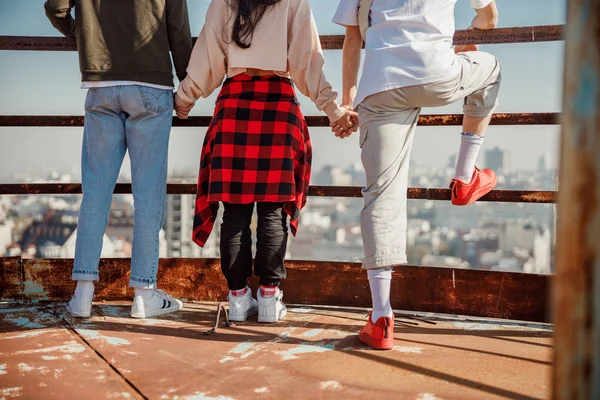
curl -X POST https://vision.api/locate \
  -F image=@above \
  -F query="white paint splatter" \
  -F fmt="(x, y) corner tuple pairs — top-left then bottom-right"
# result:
(78, 329), (131, 346)
(123, 351), (138, 355)
(177, 393), (234, 400)
(42, 356), (59, 361)
(219, 342), (261, 363)
(303, 329), (323, 338)
(54, 369), (63, 379)
(15, 340), (86, 355)
(4, 329), (51, 339)
(276, 343), (335, 360)
(320, 381), (342, 390)
(1, 387), (23, 398)
(289, 307), (314, 313)
(18, 363), (50, 375)
(394, 346), (422, 354)
(254, 387), (269, 394)
(416, 393), (443, 400)
(0, 364), (6, 375)
(39, 383), (48, 387)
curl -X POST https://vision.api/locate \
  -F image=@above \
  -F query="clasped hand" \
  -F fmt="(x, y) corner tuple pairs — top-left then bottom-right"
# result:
(330, 107), (359, 139)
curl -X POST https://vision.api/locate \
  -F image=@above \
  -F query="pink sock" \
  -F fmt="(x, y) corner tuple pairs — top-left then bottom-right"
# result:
(231, 287), (249, 297)
(260, 286), (278, 297)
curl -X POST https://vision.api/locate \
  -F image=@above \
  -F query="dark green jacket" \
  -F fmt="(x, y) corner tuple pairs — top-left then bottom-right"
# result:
(44, 0), (193, 87)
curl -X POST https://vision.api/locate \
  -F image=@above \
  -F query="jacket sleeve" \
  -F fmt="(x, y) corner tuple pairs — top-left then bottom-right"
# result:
(288, 1), (345, 123)
(166, 0), (194, 82)
(44, 0), (76, 38)
(176, 20), (227, 104)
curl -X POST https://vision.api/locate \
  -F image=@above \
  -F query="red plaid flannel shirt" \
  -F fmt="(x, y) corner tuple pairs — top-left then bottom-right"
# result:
(192, 75), (312, 247)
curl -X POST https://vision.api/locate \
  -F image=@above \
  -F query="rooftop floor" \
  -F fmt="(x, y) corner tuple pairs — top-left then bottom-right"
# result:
(0, 302), (552, 400)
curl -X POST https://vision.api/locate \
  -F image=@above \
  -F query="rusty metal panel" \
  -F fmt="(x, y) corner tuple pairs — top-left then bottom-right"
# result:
(0, 257), (22, 301)
(0, 113), (560, 127)
(0, 183), (558, 203)
(0, 25), (564, 52)
(553, 0), (600, 398)
(10, 257), (550, 322)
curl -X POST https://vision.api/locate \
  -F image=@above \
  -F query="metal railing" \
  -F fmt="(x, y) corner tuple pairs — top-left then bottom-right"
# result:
(0, 24), (563, 323)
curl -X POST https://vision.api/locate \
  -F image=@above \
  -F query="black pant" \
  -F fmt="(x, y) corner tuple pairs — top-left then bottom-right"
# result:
(220, 202), (288, 290)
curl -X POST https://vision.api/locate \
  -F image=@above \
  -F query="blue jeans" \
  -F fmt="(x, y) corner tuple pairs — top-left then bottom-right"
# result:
(72, 85), (173, 288)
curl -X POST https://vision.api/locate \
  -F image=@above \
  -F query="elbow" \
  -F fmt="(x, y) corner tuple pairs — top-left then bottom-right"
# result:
(487, 16), (499, 29)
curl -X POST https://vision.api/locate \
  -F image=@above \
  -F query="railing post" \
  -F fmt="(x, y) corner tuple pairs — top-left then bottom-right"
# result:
(553, 0), (600, 398)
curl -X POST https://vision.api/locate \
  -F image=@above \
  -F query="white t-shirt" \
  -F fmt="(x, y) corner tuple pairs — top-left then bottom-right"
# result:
(333, 0), (494, 106)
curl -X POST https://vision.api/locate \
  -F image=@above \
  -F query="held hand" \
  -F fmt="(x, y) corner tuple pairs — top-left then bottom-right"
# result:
(174, 92), (194, 120)
(330, 109), (359, 139)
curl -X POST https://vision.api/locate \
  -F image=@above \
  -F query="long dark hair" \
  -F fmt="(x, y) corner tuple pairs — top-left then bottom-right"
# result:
(230, 0), (282, 49)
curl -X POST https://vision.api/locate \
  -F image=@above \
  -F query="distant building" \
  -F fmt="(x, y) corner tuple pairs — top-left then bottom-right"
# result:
(164, 193), (220, 258)
(485, 147), (509, 174)
(16, 209), (117, 258)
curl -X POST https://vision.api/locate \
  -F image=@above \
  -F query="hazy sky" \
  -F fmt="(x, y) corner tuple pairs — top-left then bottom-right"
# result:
(0, 0), (566, 184)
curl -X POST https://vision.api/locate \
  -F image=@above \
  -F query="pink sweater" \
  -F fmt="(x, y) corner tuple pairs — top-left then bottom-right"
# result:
(176, 0), (345, 123)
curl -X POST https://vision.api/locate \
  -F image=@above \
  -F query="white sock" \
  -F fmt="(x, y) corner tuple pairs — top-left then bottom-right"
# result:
(367, 269), (393, 322)
(74, 280), (94, 298)
(454, 133), (485, 183)
(134, 288), (154, 300)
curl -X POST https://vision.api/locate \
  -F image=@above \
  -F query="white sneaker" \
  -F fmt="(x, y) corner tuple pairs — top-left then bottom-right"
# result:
(66, 295), (93, 318)
(130, 289), (183, 319)
(257, 288), (287, 323)
(228, 289), (258, 322)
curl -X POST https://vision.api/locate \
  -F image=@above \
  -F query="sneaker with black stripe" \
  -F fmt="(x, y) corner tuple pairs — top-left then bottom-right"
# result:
(130, 289), (183, 319)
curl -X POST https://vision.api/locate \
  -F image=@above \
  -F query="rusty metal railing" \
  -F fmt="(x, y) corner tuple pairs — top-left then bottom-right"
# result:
(0, 25), (564, 51)
(0, 112), (560, 128)
(0, 184), (557, 203)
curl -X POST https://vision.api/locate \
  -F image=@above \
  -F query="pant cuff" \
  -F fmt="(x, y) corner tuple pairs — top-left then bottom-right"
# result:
(72, 270), (99, 282)
(463, 103), (498, 118)
(259, 279), (281, 287)
(129, 275), (157, 289)
(362, 255), (407, 270)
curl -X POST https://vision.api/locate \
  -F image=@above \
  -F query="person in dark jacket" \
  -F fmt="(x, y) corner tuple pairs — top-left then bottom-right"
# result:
(45, 0), (193, 319)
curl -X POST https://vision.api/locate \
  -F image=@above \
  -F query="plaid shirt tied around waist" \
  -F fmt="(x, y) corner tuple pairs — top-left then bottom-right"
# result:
(192, 75), (312, 247)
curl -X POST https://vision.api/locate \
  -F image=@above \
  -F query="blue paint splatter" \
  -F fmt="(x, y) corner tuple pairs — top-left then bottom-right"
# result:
(303, 329), (323, 338)
(6, 317), (45, 328)
(230, 342), (254, 354)
(277, 342), (335, 360)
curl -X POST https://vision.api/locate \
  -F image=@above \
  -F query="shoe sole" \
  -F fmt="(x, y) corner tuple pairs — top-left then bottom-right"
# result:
(229, 306), (258, 322)
(66, 305), (91, 318)
(258, 307), (287, 323)
(359, 332), (394, 350)
(130, 300), (183, 319)
(452, 176), (498, 206)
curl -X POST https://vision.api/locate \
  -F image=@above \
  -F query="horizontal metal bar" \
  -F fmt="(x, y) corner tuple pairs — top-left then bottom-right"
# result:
(0, 184), (557, 203)
(0, 25), (564, 52)
(0, 256), (551, 322)
(0, 113), (560, 128)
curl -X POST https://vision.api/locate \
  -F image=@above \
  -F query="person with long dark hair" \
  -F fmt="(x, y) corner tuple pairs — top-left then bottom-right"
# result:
(174, 0), (357, 323)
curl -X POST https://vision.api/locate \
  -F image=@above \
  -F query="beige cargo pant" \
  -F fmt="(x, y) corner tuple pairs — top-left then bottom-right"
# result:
(357, 51), (502, 269)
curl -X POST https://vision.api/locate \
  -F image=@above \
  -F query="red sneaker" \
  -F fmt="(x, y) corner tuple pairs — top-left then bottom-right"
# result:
(359, 312), (394, 350)
(450, 167), (497, 206)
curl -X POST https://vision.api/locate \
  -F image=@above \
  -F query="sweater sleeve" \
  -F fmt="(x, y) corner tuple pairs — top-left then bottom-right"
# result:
(166, 0), (194, 83)
(44, 0), (76, 38)
(288, 2), (345, 123)
(176, 20), (227, 104)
